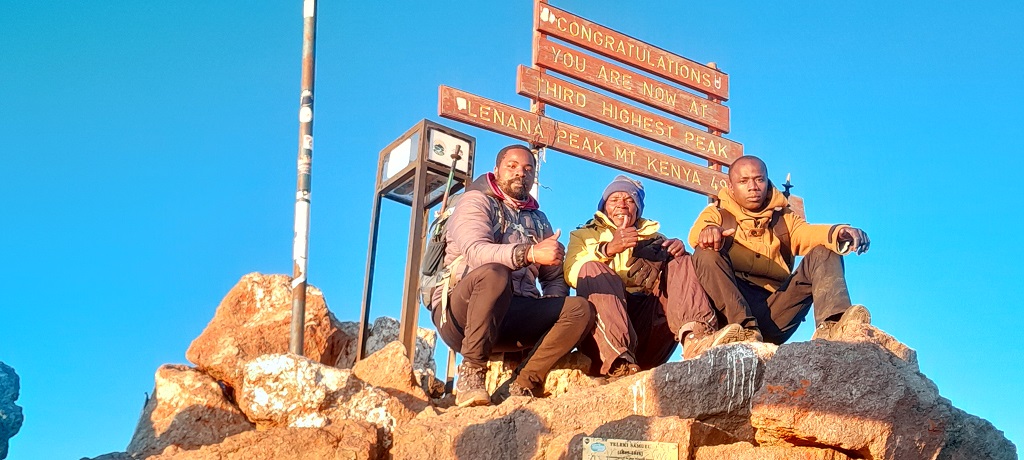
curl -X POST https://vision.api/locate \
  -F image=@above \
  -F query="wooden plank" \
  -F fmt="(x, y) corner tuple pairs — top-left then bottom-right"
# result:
(516, 66), (741, 166)
(535, 38), (730, 133)
(438, 85), (728, 196)
(535, 3), (729, 100)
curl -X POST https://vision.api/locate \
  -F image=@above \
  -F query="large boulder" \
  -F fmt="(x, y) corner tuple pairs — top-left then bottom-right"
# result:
(392, 343), (777, 459)
(147, 422), (381, 460)
(126, 364), (253, 459)
(237, 353), (418, 448)
(186, 273), (352, 391)
(694, 442), (853, 460)
(750, 339), (950, 459)
(938, 407), (1017, 460)
(352, 341), (430, 413)
(486, 350), (599, 398)
(0, 362), (24, 460)
(336, 316), (437, 374)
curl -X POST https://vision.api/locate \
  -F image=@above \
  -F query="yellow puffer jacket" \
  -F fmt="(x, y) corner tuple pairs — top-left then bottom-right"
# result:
(688, 185), (850, 291)
(564, 211), (664, 293)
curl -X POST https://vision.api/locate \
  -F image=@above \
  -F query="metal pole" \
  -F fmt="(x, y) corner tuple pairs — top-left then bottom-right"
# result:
(290, 0), (318, 356)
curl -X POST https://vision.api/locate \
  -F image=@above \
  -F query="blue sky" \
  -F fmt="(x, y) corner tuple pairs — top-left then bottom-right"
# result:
(2, 1), (1022, 458)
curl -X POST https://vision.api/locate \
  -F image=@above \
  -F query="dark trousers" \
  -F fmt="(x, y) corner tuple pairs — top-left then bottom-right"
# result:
(574, 255), (715, 375)
(691, 245), (851, 345)
(431, 263), (594, 389)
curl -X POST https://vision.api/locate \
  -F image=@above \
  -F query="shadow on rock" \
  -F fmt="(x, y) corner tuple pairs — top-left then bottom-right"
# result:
(454, 407), (548, 460)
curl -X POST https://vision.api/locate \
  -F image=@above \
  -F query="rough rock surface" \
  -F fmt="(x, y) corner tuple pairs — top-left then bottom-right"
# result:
(392, 343), (777, 459)
(751, 340), (950, 459)
(186, 273), (351, 391)
(694, 442), (853, 460)
(352, 341), (430, 414)
(939, 407), (1018, 460)
(126, 364), (253, 459)
(147, 422), (381, 460)
(486, 350), (599, 398)
(238, 353), (416, 448)
(336, 316), (437, 373)
(0, 362), (24, 460)
(81, 453), (135, 460)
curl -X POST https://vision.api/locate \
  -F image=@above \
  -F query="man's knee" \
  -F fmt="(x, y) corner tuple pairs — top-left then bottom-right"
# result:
(470, 263), (513, 282)
(578, 260), (615, 277)
(564, 296), (596, 331)
(692, 247), (725, 268)
(804, 245), (842, 266)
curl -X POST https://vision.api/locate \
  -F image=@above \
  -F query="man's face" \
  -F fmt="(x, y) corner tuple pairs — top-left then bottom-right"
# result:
(728, 160), (769, 211)
(603, 191), (638, 228)
(494, 148), (535, 200)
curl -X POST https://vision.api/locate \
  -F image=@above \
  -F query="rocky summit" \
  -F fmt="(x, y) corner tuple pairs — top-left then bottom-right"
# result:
(82, 273), (1017, 460)
(1, 362), (24, 460)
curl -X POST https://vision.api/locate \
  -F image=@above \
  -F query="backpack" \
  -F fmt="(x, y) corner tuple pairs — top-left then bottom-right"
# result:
(719, 206), (793, 268)
(418, 193), (507, 308)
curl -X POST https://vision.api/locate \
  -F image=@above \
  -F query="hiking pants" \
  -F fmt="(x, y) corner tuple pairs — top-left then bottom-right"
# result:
(574, 255), (715, 375)
(691, 245), (852, 344)
(432, 263), (594, 389)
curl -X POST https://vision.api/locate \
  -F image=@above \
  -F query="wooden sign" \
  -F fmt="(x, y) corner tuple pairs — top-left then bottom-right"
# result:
(536, 3), (729, 100)
(516, 66), (740, 165)
(438, 85), (728, 196)
(535, 38), (730, 133)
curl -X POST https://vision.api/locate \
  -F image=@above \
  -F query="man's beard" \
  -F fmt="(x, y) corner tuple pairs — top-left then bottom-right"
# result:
(498, 177), (530, 200)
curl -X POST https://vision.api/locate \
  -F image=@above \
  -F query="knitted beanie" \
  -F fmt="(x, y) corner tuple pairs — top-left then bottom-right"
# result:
(597, 175), (645, 218)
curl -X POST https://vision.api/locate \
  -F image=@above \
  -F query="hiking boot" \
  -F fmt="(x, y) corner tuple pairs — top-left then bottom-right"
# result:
(739, 327), (763, 342)
(455, 362), (490, 408)
(490, 377), (534, 404)
(681, 323), (747, 360)
(606, 358), (640, 381)
(812, 305), (871, 341)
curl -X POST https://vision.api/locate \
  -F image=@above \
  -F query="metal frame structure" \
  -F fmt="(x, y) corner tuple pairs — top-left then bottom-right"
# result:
(357, 119), (475, 364)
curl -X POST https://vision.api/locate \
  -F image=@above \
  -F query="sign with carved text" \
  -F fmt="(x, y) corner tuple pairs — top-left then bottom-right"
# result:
(438, 86), (728, 196)
(536, 3), (729, 100)
(581, 437), (678, 460)
(535, 38), (730, 133)
(516, 66), (740, 165)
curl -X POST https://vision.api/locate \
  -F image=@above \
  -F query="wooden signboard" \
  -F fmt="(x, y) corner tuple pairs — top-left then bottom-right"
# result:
(536, 3), (729, 100)
(535, 38), (730, 133)
(438, 86), (728, 196)
(516, 66), (740, 166)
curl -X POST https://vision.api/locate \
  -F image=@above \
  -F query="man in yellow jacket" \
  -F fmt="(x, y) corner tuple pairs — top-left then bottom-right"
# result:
(565, 175), (746, 377)
(689, 156), (871, 344)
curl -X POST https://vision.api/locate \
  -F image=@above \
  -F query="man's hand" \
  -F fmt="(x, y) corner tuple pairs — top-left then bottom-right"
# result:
(837, 227), (870, 255)
(531, 229), (565, 265)
(606, 215), (638, 255)
(661, 238), (687, 258)
(627, 257), (662, 292)
(696, 225), (736, 252)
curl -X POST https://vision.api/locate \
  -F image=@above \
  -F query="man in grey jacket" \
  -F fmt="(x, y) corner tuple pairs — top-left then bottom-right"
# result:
(429, 144), (593, 407)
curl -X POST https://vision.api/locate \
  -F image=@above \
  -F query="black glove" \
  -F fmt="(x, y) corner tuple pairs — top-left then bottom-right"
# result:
(626, 256), (663, 292)
(632, 236), (672, 262)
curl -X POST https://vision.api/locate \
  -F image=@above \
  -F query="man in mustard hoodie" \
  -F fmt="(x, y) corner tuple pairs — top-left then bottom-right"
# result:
(689, 156), (871, 344)
(565, 175), (747, 377)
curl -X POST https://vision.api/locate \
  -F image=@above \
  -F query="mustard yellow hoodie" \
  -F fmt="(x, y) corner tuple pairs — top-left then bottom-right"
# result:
(564, 211), (664, 293)
(688, 185), (850, 291)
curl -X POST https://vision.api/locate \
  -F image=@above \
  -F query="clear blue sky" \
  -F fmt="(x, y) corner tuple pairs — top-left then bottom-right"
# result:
(2, 1), (1022, 458)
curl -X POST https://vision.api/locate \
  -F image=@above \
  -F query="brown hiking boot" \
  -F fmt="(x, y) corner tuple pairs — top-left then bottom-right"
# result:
(490, 377), (534, 405)
(606, 358), (640, 380)
(455, 362), (489, 408)
(739, 327), (763, 342)
(812, 305), (871, 341)
(681, 323), (747, 360)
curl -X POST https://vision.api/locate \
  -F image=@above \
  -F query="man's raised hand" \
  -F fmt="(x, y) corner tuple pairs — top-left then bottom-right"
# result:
(697, 225), (736, 252)
(531, 229), (565, 265)
(837, 227), (870, 255)
(606, 216), (639, 255)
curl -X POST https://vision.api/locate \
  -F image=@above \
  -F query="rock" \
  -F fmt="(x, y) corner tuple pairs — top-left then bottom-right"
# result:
(186, 273), (351, 391)
(350, 317), (437, 374)
(486, 350), (600, 398)
(830, 321), (918, 367)
(332, 320), (360, 369)
(937, 406), (1017, 460)
(238, 353), (417, 448)
(559, 416), (737, 460)
(694, 442), (853, 460)
(352, 341), (430, 413)
(415, 369), (446, 399)
(750, 340), (950, 460)
(126, 364), (253, 459)
(392, 343), (775, 459)
(0, 362), (24, 460)
(147, 421), (381, 460)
